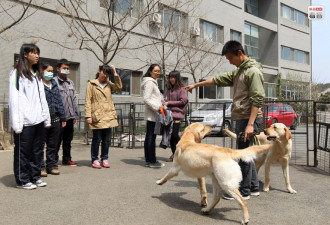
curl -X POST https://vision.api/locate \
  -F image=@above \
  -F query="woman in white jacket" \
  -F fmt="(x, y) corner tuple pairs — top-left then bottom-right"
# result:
(141, 64), (165, 168)
(9, 43), (51, 190)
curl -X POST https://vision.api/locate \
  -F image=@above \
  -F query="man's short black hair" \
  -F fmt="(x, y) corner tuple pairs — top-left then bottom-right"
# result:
(221, 40), (246, 56)
(57, 58), (70, 68)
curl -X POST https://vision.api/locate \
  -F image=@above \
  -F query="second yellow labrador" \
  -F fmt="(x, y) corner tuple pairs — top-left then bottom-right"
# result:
(223, 122), (297, 194)
(156, 122), (273, 225)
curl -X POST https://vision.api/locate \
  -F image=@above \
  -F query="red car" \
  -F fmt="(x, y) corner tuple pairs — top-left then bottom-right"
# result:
(264, 104), (298, 130)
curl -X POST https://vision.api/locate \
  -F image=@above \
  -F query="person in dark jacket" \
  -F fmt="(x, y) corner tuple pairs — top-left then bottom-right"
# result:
(40, 62), (66, 176)
(164, 70), (188, 162)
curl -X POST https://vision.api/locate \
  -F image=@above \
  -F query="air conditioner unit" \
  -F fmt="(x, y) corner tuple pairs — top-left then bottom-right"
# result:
(190, 27), (200, 36)
(149, 13), (162, 24)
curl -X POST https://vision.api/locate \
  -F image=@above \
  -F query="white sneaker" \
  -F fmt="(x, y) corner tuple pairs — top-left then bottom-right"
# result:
(251, 191), (260, 196)
(222, 192), (250, 200)
(149, 161), (165, 168)
(35, 179), (47, 187)
(17, 182), (37, 190)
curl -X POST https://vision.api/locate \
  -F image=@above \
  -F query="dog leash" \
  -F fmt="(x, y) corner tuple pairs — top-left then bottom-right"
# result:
(237, 131), (260, 145)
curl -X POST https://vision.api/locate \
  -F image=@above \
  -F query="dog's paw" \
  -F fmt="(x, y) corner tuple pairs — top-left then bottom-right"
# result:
(201, 208), (211, 215)
(200, 196), (208, 207)
(263, 187), (270, 192)
(241, 220), (249, 225)
(288, 188), (297, 194)
(156, 180), (166, 185)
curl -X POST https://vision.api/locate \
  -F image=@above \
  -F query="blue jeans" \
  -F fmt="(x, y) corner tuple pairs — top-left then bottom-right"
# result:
(235, 118), (262, 196)
(144, 121), (157, 163)
(91, 128), (111, 162)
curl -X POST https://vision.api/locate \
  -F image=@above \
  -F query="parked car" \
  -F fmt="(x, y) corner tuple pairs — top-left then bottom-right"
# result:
(190, 99), (232, 135)
(264, 104), (298, 130)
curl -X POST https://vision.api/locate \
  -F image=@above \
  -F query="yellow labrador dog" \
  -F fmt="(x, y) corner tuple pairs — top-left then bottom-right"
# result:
(156, 122), (272, 225)
(223, 122), (297, 194)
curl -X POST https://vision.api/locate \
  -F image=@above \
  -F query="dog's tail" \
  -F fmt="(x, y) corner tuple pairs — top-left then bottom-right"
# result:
(231, 144), (273, 162)
(223, 129), (237, 139)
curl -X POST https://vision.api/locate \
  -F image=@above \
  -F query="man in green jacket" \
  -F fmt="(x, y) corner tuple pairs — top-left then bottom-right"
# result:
(186, 40), (265, 200)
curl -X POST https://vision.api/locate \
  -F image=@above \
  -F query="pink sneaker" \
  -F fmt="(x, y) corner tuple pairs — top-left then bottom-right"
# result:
(92, 160), (101, 169)
(102, 160), (110, 168)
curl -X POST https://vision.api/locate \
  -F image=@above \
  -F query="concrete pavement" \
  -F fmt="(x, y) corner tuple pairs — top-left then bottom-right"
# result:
(0, 143), (329, 225)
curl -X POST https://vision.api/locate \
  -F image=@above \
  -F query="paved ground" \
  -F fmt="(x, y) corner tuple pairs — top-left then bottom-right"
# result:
(0, 142), (329, 225)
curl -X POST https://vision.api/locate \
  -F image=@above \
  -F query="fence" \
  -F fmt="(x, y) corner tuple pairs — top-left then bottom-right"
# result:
(313, 102), (330, 172)
(264, 100), (314, 167)
(1, 100), (329, 173)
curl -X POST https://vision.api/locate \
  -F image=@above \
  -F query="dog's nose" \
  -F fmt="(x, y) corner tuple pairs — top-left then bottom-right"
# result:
(263, 129), (267, 135)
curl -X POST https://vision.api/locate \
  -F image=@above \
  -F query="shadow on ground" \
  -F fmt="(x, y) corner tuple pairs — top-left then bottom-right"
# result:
(153, 191), (240, 224)
(0, 174), (16, 188)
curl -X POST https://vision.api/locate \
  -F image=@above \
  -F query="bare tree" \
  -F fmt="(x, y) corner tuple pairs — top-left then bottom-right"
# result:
(283, 72), (311, 100)
(132, 0), (226, 102)
(176, 36), (225, 101)
(132, 0), (201, 87)
(0, 0), (34, 35)
(30, 0), (162, 65)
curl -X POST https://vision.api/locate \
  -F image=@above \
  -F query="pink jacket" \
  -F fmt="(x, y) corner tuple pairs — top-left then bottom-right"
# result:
(166, 87), (188, 120)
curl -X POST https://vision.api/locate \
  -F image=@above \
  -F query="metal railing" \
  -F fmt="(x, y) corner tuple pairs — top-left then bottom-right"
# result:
(2, 100), (330, 173)
(313, 101), (330, 172)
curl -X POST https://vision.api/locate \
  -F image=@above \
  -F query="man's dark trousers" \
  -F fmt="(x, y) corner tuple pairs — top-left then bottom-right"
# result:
(57, 118), (74, 163)
(235, 118), (262, 197)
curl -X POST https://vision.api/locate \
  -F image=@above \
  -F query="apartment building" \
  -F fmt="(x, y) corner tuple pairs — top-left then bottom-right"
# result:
(0, 0), (311, 104)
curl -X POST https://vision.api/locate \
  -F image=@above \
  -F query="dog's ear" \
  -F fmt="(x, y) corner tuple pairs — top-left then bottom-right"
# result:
(284, 127), (292, 140)
(195, 131), (202, 143)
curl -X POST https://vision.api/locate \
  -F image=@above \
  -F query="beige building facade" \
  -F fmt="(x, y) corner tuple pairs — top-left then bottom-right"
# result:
(0, 0), (311, 104)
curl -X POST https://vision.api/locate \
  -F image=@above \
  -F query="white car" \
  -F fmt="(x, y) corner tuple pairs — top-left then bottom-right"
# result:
(190, 99), (232, 135)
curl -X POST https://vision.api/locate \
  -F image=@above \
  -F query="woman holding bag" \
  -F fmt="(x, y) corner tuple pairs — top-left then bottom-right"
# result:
(141, 64), (165, 168)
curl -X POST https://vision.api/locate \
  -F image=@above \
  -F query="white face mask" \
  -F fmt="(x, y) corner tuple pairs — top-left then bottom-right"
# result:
(60, 69), (70, 75)
(44, 72), (53, 81)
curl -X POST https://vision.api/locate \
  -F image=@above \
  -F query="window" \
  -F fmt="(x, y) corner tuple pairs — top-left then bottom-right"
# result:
(159, 5), (188, 33)
(264, 82), (276, 99)
(267, 105), (279, 112)
(281, 46), (292, 61)
(199, 85), (224, 99)
(200, 20), (224, 43)
(109, 69), (142, 95)
(281, 46), (309, 64)
(282, 5), (292, 20)
(100, 0), (143, 18)
(230, 29), (241, 42)
(281, 4), (308, 26)
(245, 0), (258, 16)
(285, 105), (293, 112)
(294, 10), (307, 25)
(294, 49), (308, 64)
(244, 23), (259, 61)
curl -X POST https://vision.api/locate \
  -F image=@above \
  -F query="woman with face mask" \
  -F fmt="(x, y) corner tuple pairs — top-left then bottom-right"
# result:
(40, 62), (66, 176)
